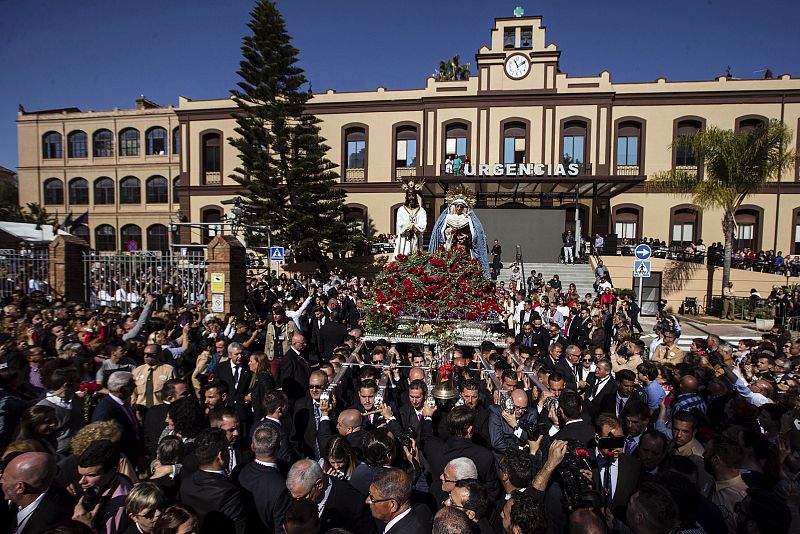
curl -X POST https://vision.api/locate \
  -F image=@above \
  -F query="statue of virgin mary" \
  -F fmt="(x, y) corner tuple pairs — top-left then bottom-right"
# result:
(428, 186), (491, 277)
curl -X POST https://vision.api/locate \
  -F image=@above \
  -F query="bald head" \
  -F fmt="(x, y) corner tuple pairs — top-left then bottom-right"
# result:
(511, 389), (528, 407)
(339, 409), (363, 431)
(1, 452), (56, 505)
(408, 367), (426, 383)
(680, 375), (699, 393)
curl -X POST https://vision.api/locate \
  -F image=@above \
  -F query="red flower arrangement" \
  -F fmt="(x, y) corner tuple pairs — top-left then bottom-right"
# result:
(78, 381), (102, 423)
(363, 248), (502, 334)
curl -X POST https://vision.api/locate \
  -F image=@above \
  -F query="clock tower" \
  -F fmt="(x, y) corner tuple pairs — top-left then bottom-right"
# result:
(475, 16), (561, 92)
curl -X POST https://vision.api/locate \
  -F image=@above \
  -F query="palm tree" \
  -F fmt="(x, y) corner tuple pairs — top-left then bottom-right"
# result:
(435, 55), (470, 81)
(647, 119), (795, 294)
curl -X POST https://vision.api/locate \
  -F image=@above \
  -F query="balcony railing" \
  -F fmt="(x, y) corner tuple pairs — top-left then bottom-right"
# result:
(203, 171), (221, 185)
(344, 168), (366, 182)
(395, 167), (417, 179)
(675, 164), (699, 178)
(615, 165), (640, 176)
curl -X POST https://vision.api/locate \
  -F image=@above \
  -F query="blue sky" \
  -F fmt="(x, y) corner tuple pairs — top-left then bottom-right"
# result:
(1, 0), (799, 171)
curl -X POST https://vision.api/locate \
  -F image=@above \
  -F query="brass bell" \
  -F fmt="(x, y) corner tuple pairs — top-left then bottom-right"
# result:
(432, 363), (459, 400)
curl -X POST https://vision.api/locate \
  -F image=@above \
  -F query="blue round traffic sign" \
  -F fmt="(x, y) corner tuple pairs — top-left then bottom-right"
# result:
(127, 240), (139, 252)
(634, 244), (652, 260)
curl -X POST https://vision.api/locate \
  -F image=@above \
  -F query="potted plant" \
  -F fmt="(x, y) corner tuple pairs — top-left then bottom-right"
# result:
(754, 306), (775, 331)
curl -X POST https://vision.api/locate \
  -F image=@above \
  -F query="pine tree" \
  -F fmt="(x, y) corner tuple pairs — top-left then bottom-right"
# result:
(286, 112), (362, 264)
(229, 0), (357, 268)
(229, 0), (307, 247)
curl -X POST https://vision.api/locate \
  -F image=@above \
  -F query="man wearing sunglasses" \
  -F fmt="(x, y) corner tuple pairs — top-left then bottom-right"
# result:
(366, 468), (431, 533)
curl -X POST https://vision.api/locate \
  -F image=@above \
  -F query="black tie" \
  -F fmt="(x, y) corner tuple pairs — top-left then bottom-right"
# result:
(145, 367), (155, 408)
(618, 397), (624, 415)
(603, 463), (612, 505)
(234, 365), (241, 388)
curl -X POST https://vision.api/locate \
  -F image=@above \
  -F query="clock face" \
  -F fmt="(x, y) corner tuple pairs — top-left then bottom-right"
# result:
(505, 54), (530, 79)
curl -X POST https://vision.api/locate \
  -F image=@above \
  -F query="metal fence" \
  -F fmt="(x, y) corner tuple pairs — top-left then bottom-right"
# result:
(0, 249), (50, 300)
(84, 252), (208, 312)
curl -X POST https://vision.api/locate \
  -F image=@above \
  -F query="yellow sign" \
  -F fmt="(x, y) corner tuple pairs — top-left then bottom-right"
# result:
(211, 273), (225, 293)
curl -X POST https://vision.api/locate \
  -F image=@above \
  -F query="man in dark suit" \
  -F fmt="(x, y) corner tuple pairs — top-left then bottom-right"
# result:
(279, 334), (311, 407)
(309, 306), (327, 358)
(367, 468), (432, 534)
(209, 408), (250, 477)
(546, 322), (570, 355)
(547, 391), (596, 449)
(419, 405), (500, 501)
(571, 308), (592, 349)
(291, 370), (328, 460)
(144, 379), (189, 459)
(91, 371), (140, 463)
(350, 379), (396, 431)
(215, 342), (252, 425)
(286, 459), (376, 534)
(395, 379), (428, 435)
(0, 452), (74, 534)
(554, 344), (582, 391)
(487, 389), (538, 462)
(515, 300), (535, 335)
(318, 311), (348, 361)
(237, 424), (290, 533)
(584, 359), (617, 419)
(318, 407), (367, 460)
(250, 392), (292, 474)
(599, 369), (641, 418)
(592, 414), (641, 519)
(515, 320), (547, 358)
(460, 379), (491, 447)
(179, 428), (252, 534)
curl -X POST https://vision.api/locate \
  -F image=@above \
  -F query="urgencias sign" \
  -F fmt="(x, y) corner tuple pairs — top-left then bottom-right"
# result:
(461, 163), (581, 177)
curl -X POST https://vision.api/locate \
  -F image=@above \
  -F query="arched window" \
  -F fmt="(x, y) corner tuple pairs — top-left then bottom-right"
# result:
(172, 127), (181, 156)
(616, 121), (641, 169)
(43, 178), (64, 205)
(736, 117), (767, 133)
(145, 127), (168, 155)
(395, 126), (418, 171)
(94, 177), (115, 205)
(444, 122), (468, 159)
(72, 224), (89, 244)
(344, 205), (367, 235)
(119, 128), (140, 157)
(671, 206), (700, 246)
(121, 224), (142, 251)
(68, 178), (89, 205)
(42, 132), (62, 159)
(201, 132), (221, 185)
(93, 129), (114, 157)
(147, 224), (169, 252)
(173, 176), (180, 204)
(675, 119), (702, 168)
(503, 121), (527, 164)
(119, 176), (141, 204)
(146, 176), (168, 203)
(95, 225), (116, 252)
(343, 126), (367, 182)
(201, 207), (223, 244)
(562, 120), (588, 171)
(794, 210), (800, 255)
(734, 208), (760, 251)
(614, 206), (642, 240)
(67, 131), (87, 158)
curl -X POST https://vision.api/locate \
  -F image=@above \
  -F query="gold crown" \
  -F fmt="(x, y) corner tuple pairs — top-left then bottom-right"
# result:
(445, 184), (475, 209)
(400, 178), (425, 193)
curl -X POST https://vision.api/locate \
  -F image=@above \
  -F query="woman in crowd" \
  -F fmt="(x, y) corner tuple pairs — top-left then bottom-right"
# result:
(320, 435), (359, 481)
(246, 351), (275, 424)
(124, 482), (167, 534)
(153, 504), (198, 534)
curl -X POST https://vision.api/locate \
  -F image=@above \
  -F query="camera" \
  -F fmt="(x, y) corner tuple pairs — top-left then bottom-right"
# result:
(82, 485), (101, 512)
(519, 419), (547, 441)
(556, 441), (601, 511)
(398, 427), (416, 449)
(500, 391), (514, 414)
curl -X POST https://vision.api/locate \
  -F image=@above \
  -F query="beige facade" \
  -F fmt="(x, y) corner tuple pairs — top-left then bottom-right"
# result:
(16, 16), (800, 257)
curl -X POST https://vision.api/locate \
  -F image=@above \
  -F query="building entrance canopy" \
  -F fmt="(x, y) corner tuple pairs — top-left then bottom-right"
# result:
(420, 174), (645, 208)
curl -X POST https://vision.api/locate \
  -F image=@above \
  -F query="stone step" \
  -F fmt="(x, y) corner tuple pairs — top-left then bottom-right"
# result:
(495, 262), (596, 297)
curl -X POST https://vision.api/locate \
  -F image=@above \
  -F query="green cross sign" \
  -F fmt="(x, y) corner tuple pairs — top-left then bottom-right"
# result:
(513, 6), (525, 17)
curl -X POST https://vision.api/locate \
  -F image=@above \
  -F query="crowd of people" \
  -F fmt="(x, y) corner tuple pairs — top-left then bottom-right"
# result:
(0, 262), (799, 534)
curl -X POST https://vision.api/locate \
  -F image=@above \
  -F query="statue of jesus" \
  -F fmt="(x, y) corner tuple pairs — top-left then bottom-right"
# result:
(393, 180), (427, 259)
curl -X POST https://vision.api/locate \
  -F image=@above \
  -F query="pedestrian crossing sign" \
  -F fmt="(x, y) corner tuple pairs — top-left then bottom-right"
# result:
(633, 260), (651, 278)
(269, 246), (285, 261)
